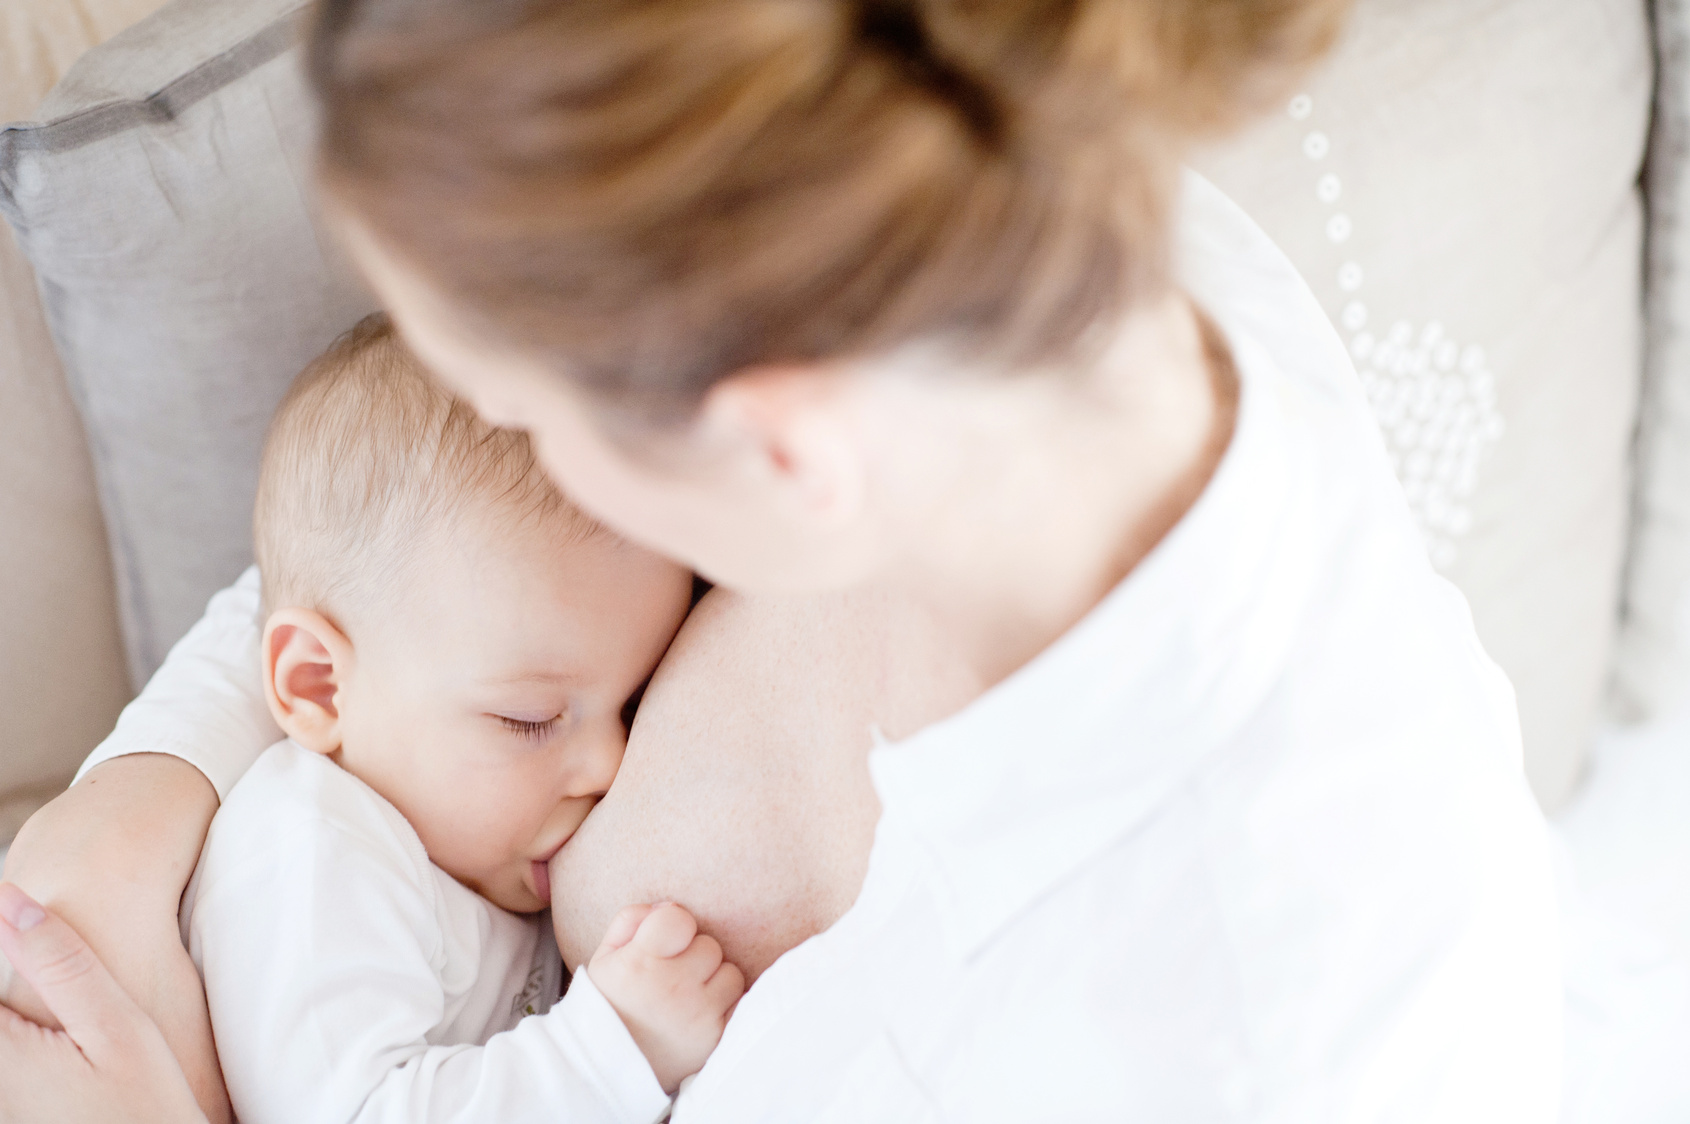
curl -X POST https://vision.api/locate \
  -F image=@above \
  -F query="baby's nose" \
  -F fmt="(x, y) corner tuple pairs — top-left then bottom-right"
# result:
(570, 715), (627, 798)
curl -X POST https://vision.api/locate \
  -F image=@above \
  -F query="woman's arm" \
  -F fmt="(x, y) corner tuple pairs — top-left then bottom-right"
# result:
(1, 566), (280, 1124)
(1, 757), (222, 1121)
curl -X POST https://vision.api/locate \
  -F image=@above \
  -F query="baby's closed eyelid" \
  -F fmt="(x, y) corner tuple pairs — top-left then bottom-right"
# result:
(494, 713), (562, 742)
(493, 708), (564, 724)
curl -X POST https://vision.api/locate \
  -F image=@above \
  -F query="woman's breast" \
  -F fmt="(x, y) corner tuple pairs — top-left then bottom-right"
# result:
(546, 588), (896, 978)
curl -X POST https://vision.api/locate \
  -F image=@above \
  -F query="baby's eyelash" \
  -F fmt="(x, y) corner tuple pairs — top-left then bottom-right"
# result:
(498, 715), (559, 742)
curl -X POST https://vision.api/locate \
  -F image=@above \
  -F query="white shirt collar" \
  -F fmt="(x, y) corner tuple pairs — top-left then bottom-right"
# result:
(867, 172), (1349, 962)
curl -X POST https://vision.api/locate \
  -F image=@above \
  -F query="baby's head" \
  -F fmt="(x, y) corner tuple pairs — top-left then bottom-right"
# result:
(254, 313), (693, 913)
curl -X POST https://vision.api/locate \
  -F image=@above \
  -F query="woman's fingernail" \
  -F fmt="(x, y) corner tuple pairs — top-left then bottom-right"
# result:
(0, 885), (47, 933)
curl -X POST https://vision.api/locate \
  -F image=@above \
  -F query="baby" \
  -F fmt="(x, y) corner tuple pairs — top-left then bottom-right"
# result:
(181, 313), (740, 1124)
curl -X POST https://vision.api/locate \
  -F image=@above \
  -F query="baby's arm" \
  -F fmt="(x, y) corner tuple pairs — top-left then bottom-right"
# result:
(360, 910), (743, 1122)
(191, 796), (717, 1124)
(1, 565), (276, 1124)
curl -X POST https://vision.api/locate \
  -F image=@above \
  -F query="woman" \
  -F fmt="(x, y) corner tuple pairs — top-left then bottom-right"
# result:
(0, 0), (1562, 1120)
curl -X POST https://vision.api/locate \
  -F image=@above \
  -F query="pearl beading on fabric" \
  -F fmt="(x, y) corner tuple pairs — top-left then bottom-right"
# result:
(1288, 93), (1504, 570)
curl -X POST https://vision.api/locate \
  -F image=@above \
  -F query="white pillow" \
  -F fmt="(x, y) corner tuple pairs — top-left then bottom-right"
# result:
(1195, 0), (1652, 809)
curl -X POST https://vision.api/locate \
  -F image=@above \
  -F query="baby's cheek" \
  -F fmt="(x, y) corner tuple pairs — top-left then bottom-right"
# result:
(404, 808), (519, 900)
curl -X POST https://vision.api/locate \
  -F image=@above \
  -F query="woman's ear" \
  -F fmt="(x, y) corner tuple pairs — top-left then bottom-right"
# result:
(261, 608), (354, 755)
(700, 366), (867, 528)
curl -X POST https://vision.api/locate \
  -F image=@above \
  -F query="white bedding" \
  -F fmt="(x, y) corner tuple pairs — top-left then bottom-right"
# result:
(1556, 694), (1690, 1121)
(1560, 703), (1690, 970)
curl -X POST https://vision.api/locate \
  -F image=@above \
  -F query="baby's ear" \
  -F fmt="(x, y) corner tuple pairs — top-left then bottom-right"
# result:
(262, 608), (353, 755)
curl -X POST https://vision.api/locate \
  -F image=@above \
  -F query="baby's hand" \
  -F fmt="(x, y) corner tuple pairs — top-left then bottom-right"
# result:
(587, 902), (745, 1094)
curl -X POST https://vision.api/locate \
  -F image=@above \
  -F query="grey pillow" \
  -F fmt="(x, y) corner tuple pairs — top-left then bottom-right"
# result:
(0, 0), (375, 688)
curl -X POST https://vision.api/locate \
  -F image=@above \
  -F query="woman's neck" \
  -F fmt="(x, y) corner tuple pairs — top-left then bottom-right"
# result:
(874, 293), (1238, 690)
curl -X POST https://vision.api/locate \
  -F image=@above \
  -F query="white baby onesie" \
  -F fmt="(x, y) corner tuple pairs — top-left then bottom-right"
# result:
(182, 739), (670, 1124)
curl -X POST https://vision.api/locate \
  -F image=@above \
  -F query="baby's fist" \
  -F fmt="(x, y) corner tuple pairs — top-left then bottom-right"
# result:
(587, 903), (745, 1093)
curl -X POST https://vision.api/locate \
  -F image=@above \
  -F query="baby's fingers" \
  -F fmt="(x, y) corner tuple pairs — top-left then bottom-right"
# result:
(597, 904), (656, 954)
(704, 959), (746, 1020)
(674, 931), (725, 982)
(631, 902), (698, 959)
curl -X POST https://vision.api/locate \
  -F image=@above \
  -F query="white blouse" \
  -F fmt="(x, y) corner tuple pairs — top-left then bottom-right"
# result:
(77, 171), (1562, 1121)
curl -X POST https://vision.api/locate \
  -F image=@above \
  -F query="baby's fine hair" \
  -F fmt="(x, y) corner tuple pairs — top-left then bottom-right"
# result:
(253, 312), (596, 621)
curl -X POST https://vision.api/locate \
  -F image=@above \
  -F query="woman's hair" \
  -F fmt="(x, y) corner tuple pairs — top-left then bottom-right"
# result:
(310, 0), (1348, 416)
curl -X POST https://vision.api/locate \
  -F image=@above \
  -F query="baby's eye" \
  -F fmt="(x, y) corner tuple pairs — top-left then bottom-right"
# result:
(496, 715), (560, 743)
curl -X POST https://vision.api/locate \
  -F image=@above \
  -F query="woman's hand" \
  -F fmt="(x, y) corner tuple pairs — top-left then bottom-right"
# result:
(0, 755), (230, 1123)
(0, 884), (207, 1123)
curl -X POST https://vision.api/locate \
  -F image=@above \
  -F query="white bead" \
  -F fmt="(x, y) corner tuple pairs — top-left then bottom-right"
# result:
(1288, 93), (1314, 120)
(1434, 340), (1459, 371)
(1325, 213), (1353, 243)
(1303, 131), (1331, 160)
(1351, 331), (1376, 360)
(1338, 262), (1364, 292)
(1388, 321), (1413, 346)
(1341, 301), (1368, 331)
(1317, 173), (1343, 203)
